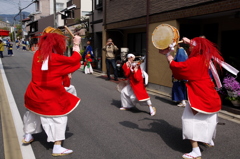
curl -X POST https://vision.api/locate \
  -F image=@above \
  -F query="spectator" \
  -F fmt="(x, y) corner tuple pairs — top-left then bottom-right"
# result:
(102, 38), (118, 81)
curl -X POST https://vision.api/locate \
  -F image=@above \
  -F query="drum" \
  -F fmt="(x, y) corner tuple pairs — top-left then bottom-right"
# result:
(152, 24), (180, 50)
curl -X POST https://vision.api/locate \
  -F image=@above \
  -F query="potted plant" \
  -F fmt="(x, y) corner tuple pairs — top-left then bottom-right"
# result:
(223, 75), (240, 107)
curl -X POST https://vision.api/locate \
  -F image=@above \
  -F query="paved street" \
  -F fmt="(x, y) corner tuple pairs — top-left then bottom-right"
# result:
(1, 47), (240, 159)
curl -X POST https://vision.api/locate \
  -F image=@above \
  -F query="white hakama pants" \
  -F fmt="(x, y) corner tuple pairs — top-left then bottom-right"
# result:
(23, 111), (68, 142)
(84, 64), (93, 74)
(121, 84), (152, 108)
(182, 103), (217, 144)
(23, 85), (76, 142)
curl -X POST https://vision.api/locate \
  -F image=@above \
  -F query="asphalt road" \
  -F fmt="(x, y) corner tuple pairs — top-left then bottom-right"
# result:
(1, 47), (240, 159)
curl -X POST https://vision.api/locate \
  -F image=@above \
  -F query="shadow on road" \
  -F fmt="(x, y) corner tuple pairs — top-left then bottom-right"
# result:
(111, 99), (149, 115)
(155, 96), (176, 106)
(27, 126), (74, 151)
(119, 118), (191, 153)
(110, 99), (121, 108)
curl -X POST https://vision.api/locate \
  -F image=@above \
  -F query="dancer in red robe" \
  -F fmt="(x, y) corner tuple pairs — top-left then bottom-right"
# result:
(160, 37), (224, 159)
(120, 54), (156, 116)
(22, 26), (81, 156)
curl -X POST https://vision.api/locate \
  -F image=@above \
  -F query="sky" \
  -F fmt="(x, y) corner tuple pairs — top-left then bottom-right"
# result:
(0, 0), (35, 15)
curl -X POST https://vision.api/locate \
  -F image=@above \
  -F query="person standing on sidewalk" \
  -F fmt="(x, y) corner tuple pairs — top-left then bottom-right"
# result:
(120, 53), (156, 116)
(0, 39), (4, 58)
(172, 46), (188, 107)
(160, 37), (224, 159)
(22, 26), (82, 157)
(102, 38), (119, 81)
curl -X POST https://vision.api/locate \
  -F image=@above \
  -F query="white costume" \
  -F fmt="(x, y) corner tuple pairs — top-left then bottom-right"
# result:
(121, 84), (152, 108)
(182, 103), (217, 144)
(84, 64), (93, 74)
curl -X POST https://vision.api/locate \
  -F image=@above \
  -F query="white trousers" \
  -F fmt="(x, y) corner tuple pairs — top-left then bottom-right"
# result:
(121, 84), (152, 108)
(182, 103), (217, 144)
(23, 85), (76, 142)
(84, 64), (93, 74)
(23, 111), (68, 142)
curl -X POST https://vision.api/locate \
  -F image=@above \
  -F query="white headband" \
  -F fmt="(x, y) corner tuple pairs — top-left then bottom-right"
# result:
(127, 53), (135, 59)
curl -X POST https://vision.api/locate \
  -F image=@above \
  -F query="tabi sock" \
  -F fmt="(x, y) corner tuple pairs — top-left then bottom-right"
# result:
(183, 147), (201, 158)
(53, 145), (73, 154)
(190, 147), (201, 157)
(149, 106), (154, 113)
(24, 133), (33, 142)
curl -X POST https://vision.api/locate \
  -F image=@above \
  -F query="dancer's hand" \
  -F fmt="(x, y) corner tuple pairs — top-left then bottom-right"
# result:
(73, 35), (81, 52)
(126, 61), (131, 68)
(134, 64), (139, 72)
(182, 37), (191, 44)
(68, 73), (72, 79)
(166, 54), (174, 64)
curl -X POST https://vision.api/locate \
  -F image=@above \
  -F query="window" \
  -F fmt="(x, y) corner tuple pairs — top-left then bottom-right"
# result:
(127, 32), (146, 56)
(95, 0), (102, 10)
(56, 3), (64, 12)
(82, 11), (89, 16)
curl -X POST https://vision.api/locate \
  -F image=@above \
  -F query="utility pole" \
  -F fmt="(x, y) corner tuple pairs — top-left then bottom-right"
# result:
(14, 21), (16, 41)
(53, 0), (57, 28)
(19, 1), (24, 39)
(14, 0), (36, 40)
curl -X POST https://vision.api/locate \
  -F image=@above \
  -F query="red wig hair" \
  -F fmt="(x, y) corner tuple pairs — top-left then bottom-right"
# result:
(189, 37), (224, 71)
(38, 33), (66, 60)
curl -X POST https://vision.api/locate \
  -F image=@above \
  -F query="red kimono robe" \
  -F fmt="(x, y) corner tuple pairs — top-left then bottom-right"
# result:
(122, 63), (149, 101)
(24, 51), (81, 117)
(170, 55), (221, 113)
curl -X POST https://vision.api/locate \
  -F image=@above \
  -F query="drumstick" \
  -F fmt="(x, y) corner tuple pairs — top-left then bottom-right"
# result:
(178, 40), (183, 43)
(64, 25), (74, 38)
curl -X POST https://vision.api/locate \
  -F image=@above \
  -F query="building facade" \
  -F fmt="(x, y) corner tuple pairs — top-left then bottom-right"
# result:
(81, 0), (92, 16)
(0, 21), (11, 29)
(98, 0), (240, 94)
(26, 0), (68, 39)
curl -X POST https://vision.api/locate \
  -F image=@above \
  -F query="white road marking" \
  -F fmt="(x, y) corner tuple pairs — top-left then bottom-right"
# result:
(0, 59), (36, 159)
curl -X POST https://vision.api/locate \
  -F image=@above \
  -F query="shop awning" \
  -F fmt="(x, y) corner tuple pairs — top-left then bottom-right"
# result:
(0, 29), (10, 36)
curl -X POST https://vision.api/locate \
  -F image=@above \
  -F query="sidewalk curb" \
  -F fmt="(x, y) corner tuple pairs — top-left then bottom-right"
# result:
(0, 59), (36, 159)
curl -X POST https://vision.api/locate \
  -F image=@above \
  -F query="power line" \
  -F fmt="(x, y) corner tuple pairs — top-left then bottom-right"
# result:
(14, 0), (36, 20)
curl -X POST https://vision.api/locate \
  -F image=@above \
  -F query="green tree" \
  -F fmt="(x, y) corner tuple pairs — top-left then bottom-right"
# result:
(15, 24), (22, 39)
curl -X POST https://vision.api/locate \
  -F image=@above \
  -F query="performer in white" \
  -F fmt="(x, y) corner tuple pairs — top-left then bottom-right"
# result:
(120, 54), (156, 116)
